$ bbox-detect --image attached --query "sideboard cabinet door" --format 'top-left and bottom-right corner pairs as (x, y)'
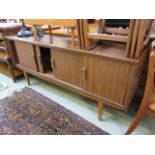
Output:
(52, 49), (82, 88)
(82, 56), (131, 105)
(15, 41), (38, 71)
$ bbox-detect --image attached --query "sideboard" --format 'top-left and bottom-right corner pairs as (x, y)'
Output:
(5, 34), (148, 120)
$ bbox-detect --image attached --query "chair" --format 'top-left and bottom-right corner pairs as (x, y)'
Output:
(125, 41), (155, 134)
(78, 19), (153, 59)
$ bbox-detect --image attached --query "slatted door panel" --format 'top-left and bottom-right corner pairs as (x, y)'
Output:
(15, 41), (38, 71)
(52, 49), (82, 88)
(83, 56), (131, 105)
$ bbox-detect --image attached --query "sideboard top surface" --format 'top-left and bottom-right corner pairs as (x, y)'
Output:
(5, 35), (142, 64)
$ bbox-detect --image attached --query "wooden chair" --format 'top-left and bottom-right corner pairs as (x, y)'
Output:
(78, 19), (153, 59)
(125, 41), (155, 134)
(79, 19), (134, 50)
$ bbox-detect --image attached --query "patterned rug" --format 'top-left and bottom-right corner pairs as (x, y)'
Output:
(0, 87), (109, 135)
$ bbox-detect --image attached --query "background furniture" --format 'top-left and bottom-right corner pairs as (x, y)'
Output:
(0, 23), (22, 82)
(125, 42), (155, 134)
(5, 19), (153, 120)
(24, 19), (77, 46)
(77, 19), (153, 57)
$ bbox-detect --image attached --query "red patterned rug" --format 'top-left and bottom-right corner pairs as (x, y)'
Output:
(0, 87), (109, 135)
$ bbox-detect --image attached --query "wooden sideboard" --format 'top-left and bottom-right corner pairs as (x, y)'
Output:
(5, 34), (147, 120)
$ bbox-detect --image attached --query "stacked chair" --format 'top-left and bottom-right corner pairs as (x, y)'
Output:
(77, 19), (153, 59)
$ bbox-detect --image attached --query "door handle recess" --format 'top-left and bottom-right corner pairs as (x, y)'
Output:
(82, 67), (87, 80)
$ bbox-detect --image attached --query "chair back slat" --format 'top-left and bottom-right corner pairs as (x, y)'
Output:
(135, 20), (149, 58)
(134, 20), (153, 58)
(125, 20), (135, 57)
(129, 20), (141, 58)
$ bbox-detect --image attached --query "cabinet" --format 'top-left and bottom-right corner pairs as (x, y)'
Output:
(6, 35), (147, 120)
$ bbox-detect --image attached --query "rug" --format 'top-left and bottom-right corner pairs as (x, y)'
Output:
(0, 87), (109, 135)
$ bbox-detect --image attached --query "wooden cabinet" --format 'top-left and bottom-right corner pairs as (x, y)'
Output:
(15, 41), (38, 72)
(82, 56), (131, 105)
(52, 49), (82, 88)
(6, 35), (147, 120)
(12, 41), (143, 109)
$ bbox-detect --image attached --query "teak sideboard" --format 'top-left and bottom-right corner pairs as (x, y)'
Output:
(5, 34), (147, 120)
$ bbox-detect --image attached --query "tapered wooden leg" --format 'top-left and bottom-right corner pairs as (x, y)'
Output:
(125, 111), (146, 135)
(98, 101), (104, 121)
(23, 72), (30, 86)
